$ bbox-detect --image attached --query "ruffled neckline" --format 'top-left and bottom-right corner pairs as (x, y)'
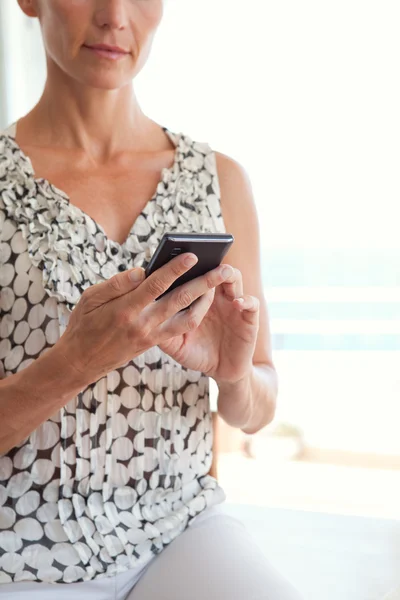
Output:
(0, 127), (214, 310)
(4, 125), (183, 248)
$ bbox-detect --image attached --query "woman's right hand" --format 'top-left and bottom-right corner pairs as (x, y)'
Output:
(58, 252), (232, 385)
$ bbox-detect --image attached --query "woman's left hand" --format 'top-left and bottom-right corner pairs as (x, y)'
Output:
(158, 265), (260, 385)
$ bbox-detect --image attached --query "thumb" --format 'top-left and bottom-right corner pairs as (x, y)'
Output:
(89, 267), (146, 304)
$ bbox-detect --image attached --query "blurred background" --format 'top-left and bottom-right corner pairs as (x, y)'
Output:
(1, 1), (400, 597)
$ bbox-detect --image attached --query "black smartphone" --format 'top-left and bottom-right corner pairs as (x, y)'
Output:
(144, 232), (234, 301)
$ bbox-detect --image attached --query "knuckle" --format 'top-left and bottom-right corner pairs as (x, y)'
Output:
(108, 275), (123, 293)
(186, 313), (199, 331)
(176, 288), (193, 308)
(146, 277), (167, 299)
(137, 315), (153, 340)
(126, 320), (151, 345)
(204, 273), (215, 289)
(170, 259), (185, 278)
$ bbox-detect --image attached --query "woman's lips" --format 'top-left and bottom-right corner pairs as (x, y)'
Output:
(83, 45), (129, 60)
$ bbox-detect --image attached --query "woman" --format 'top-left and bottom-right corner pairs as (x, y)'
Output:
(0, 1), (303, 598)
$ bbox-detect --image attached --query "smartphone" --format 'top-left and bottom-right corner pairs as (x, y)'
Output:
(144, 232), (234, 302)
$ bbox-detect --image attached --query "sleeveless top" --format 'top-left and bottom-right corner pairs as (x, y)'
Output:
(0, 122), (226, 585)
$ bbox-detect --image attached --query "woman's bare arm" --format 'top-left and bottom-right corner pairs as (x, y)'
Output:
(214, 151), (278, 432)
(0, 342), (91, 454)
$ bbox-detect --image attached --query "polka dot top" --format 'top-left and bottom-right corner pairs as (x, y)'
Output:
(0, 122), (226, 584)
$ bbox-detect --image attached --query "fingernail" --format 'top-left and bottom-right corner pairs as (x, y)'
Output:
(129, 268), (144, 282)
(222, 266), (232, 278)
(184, 254), (198, 267)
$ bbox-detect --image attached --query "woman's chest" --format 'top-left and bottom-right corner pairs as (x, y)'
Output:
(56, 173), (156, 246)
(30, 149), (176, 246)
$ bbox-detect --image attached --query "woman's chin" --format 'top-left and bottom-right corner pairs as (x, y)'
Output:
(76, 71), (134, 91)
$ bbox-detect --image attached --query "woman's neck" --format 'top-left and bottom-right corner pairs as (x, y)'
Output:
(16, 74), (160, 161)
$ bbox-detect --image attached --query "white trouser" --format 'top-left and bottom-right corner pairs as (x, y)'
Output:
(0, 505), (304, 600)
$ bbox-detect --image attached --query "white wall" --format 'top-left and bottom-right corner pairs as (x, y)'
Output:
(137, 0), (400, 253)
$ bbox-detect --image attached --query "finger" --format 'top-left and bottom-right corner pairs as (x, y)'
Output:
(87, 267), (146, 306)
(132, 253), (198, 312)
(233, 295), (260, 323)
(146, 263), (232, 329)
(219, 266), (243, 300)
(157, 288), (216, 340)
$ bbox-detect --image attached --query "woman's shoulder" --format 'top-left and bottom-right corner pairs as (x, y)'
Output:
(172, 129), (213, 155)
(174, 129), (251, 209)
(212, 150), (256, 229)
(175, 129), (248, 183)
(214, 151), (251, 189)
